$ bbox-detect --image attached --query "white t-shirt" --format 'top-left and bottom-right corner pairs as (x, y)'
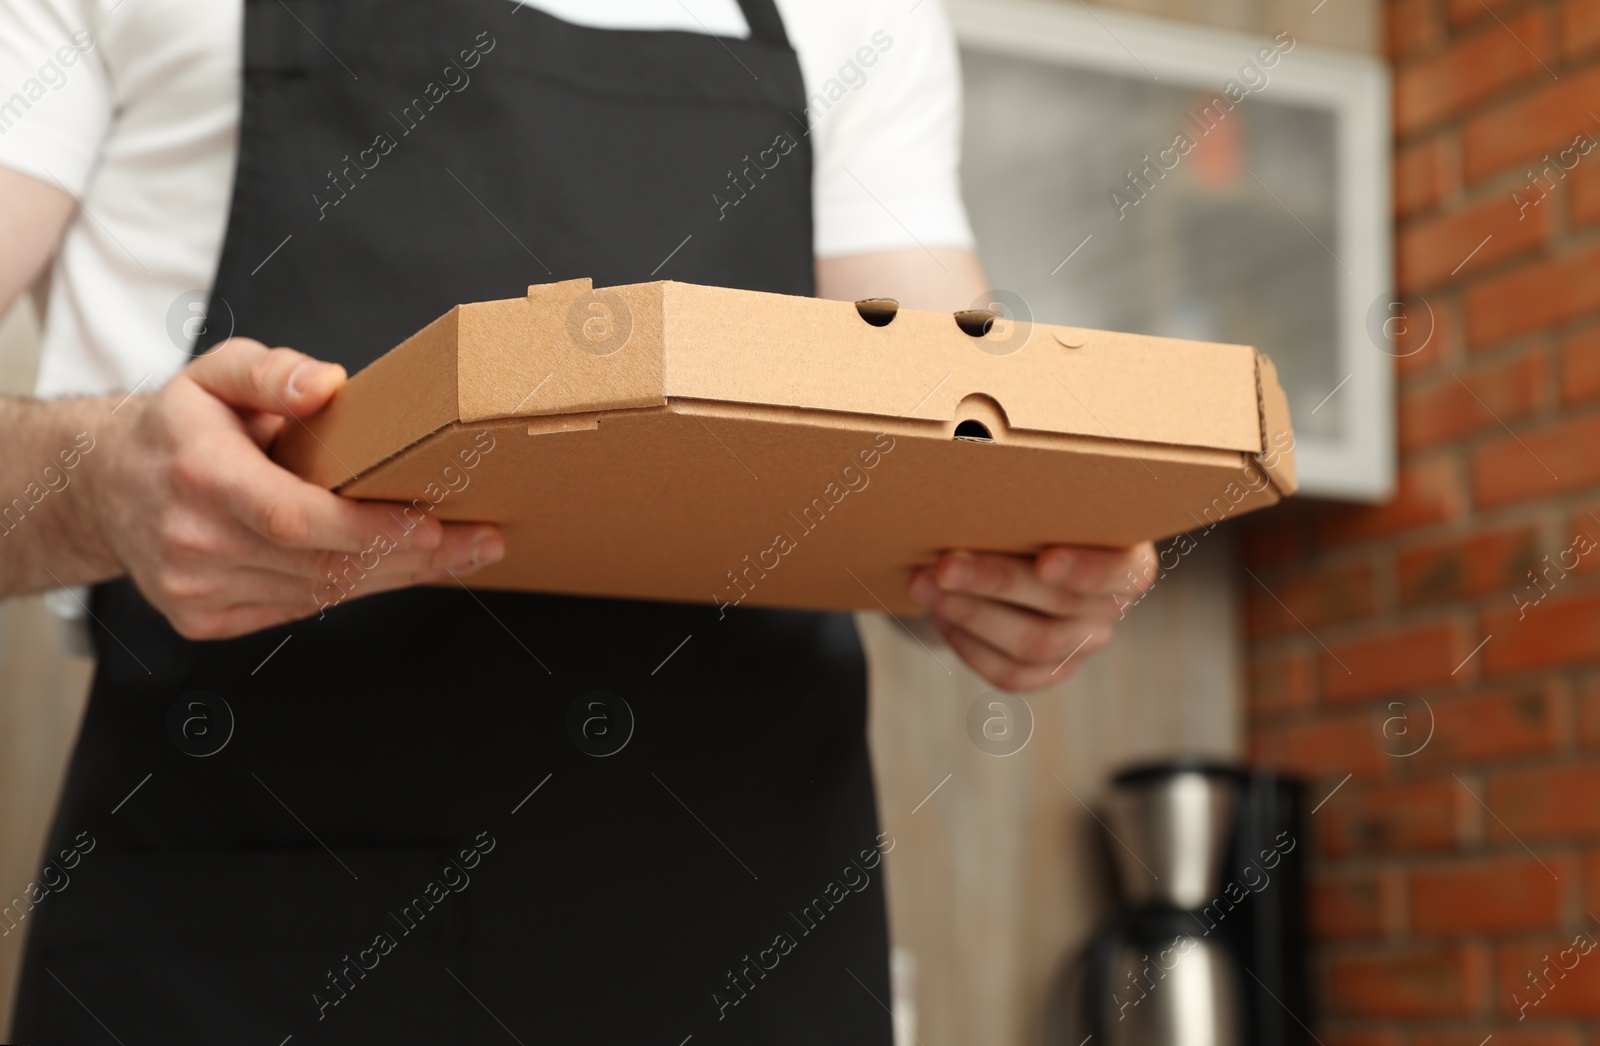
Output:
(0, 0), (975, 400)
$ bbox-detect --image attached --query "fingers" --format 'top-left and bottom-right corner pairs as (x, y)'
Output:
(292, 522), (503, 590)
(931, 591), (1111, 667)
(164, 525), (504, 640)
(239, 409), (287, 451)
(911, 550), (1094, 616)
(185, 338), (347, 418)
(1037, 542), (1158, 598)
(910, 542), (1156, 693)
(206, 436), (444, 554)
(122, 342), (508, 644)
(911, 544), (1157, 615)
(933, 617), (1095, 693)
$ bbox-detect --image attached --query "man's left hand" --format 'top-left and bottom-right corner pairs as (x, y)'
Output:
(908, 543), (1157, 693)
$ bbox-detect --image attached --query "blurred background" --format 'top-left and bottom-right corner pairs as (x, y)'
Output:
(6, 0), (1600, 1041)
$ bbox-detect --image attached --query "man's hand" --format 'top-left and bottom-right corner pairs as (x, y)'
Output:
(84, 338), (504, 640)
(821, 247), (1155, 688)
(908, 543), (1156, 693)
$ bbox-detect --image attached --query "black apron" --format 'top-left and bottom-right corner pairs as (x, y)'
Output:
(13, 3), (892, 1043)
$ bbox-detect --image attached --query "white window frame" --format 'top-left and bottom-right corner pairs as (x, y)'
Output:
(947, 0), (1395, 501)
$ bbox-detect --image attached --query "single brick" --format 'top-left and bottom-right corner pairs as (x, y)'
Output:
(1471, 415), (1600, 508)
(1486, 763), (1600, 841)
(1463, 68), (1600, 184)
(1571, 157), (1600, 228)
(1395, 136), (1458, 218)
(1248, 560), (1378, 640)
(1416, 1032), (1580, 1046)
(1465, 244), (1600, 347)
(1560, 327), (1600, 405)
(1482, 589), (1600, 674)
(1396, 10), (1554, 136)
(1562, 0), (1600, 60)
(1389, 0), (1444, 62)
(1252, 713), (1390, 777)
(1410, 855), (1569, 934)
(1496, 939), (1600, 1017)
(1398, 192), (1553, 294)
(1398, 352), (1546, 451)
(1328, 944), (1490, 1017)
(1311, 870), (1392, 940)
(1578, 672), (1600, 748)
(1397, 524), (1541, 608)
(1446, 0), (1521, 29)
(1413, 684), (1565, 766)
(1323, 621), (1470, 702)
(1319, 778), (1472, 857)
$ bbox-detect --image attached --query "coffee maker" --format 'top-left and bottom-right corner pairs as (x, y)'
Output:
(1077, 761), (1308, 1046)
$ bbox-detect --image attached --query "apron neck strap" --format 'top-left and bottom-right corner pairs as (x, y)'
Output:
(733, 0), (790, 47)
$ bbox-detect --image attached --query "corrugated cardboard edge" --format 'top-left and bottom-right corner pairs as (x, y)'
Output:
(1252, 351), (1299, 497)
(271, 309), (462, 490)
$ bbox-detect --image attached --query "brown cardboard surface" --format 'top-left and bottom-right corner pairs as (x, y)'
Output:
(273, 278), (1296, 615)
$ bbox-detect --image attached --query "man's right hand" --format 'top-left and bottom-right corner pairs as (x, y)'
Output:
(84, 338), (505, 640)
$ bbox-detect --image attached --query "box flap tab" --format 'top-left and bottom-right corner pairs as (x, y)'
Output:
(457, 280), (666, 422)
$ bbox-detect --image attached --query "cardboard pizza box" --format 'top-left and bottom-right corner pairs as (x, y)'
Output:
(273, 277), (1296, 615)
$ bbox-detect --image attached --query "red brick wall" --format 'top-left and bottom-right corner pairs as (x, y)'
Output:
(1242, 0), (1600, 1038)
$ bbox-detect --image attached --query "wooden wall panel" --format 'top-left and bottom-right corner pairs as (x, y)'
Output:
(862, 530), (1243, 1046)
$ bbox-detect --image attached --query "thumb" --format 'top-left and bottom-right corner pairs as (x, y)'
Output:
(185, 337), (347, 418)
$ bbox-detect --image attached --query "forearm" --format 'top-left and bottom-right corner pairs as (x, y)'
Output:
(0, 393), (126, 598)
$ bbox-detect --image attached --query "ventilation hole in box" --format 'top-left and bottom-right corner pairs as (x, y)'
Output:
(954, 309), (995, 337)
(855, 298), (900, 327)
(954, 419), (993, 442)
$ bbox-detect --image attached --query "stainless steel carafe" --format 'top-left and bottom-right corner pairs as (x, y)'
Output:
(1103, 766), (1239, 909)
(1083, 764), (1246, 1046)
(1089, 914), (1242, 1046)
